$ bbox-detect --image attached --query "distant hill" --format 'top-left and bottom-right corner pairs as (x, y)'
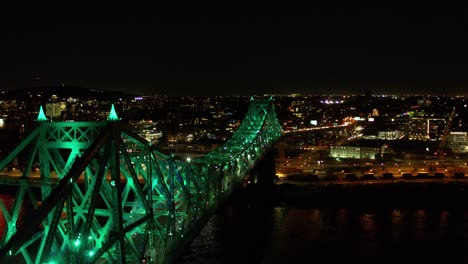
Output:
(0, 86), (134, 101)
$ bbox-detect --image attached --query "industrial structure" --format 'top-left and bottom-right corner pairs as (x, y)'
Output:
(0, 98), (283, 264)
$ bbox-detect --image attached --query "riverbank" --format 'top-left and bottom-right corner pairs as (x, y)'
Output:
(273, 181), (468, 208)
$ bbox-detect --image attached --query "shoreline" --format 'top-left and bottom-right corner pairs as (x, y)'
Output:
(271, 181), (468, 208)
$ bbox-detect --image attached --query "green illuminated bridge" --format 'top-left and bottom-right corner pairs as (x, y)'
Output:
(0, 98), (283, 263)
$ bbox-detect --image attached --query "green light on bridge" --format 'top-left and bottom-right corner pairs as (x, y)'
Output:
(107, 104), (120, 121)
(0, 97), (283, 264)
(36, 105), (48, 122)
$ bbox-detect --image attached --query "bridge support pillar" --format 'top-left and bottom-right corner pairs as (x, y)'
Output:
(249, 149), (276, 191)
(276, 142), (285, 167)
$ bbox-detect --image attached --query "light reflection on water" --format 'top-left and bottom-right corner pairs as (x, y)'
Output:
(3, 192), (468, 264)
(178, 203), (468, 264)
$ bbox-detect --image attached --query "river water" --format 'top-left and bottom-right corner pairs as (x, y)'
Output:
(3, 186), (468, 264)
(177, 188), (468, 264)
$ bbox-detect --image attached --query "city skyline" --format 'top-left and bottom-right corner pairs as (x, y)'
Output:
(1, 4), (468, 96)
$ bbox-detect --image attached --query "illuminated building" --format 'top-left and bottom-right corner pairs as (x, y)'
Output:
(129, 120), (163, 144)
(330, 146), (381, 160)
(447, 131), (468, 153)
(45, 102), (66, 118)
(408, 117), (445, 141)
(377, 130), (404, 140)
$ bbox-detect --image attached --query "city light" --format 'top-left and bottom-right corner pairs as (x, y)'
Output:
(0, 91), (466, 263)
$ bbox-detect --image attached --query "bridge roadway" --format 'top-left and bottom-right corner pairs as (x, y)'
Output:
(0, 170), (150, 187)
(0, 124), (351, 187)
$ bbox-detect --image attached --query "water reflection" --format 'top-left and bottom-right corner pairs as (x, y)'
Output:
(178, 204), (468, 264)
(391, 209), (403, 240)
(413, 209), (426, 240)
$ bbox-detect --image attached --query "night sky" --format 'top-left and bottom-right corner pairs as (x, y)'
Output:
(1, 4), (468, 96)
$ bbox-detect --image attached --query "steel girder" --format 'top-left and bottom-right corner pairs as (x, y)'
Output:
(0, 98), (283, 264)
(194, 97), (283, 198)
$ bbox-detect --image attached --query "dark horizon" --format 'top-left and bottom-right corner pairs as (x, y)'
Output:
(3, 85), (466, 98)
(1, 4), (468, 96)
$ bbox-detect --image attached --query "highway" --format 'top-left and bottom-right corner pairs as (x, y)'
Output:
(277, 176), (468, 186)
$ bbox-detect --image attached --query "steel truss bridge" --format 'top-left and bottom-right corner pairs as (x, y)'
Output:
(0, 98), (283, 264)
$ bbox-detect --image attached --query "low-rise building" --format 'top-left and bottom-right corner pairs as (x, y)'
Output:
(448, 131), (468, 153)
(330, 146), (381, 160)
